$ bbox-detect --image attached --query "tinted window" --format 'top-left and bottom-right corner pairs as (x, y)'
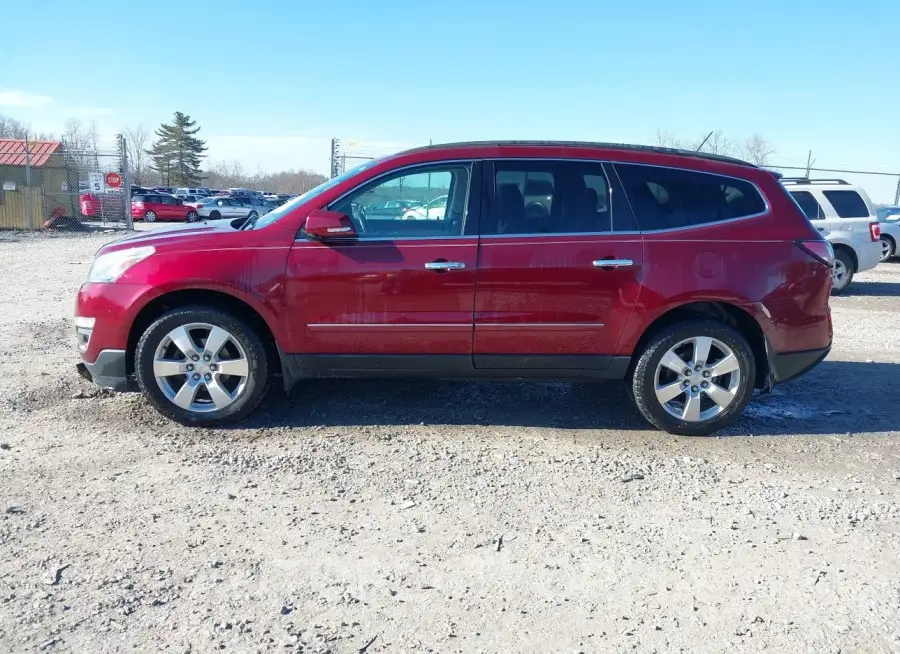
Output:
(332, 164), (471, 238)
(823, 190), (869, 218)
(485, 161), (611, 235)
(160, 196), (177, 205)
(877, 206), (900, 221)
(132, 195), (147, 202)
(615, 164), (766, 231)
(790, 191), (827, 220)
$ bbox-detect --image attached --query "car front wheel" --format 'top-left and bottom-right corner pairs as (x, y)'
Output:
(134, 307), (270, 426)
(629, 320), (756, 436)
(186, 211), (199, 223)
(880, 235), (895, 262)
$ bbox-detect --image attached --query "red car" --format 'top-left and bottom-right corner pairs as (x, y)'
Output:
(75, 141), (833, 435)
(131, 193), (199, 223)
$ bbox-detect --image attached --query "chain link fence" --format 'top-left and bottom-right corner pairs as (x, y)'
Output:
(0, 136), (132, 231)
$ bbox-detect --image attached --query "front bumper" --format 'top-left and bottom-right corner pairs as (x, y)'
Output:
(769, 345), (830, 384)
(76, 349), (132, 392)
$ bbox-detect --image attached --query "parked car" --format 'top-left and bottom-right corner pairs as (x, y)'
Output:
(401, 195), (449, 220)
(131, 193), (200, 223)
(781, 178), (881, 292)
(151, 187), (176, 195)
(75, 141), (833, 436)
(875, 206), (900, 261)
(175, 187), (211, 198)
(363, 199), (417, 219)
(195, 196), (266, 222)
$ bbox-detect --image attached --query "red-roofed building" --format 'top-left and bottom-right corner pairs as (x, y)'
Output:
(0, 139), (77, 229)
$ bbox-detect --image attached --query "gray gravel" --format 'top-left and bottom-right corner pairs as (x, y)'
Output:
(1, 230), (899, 653)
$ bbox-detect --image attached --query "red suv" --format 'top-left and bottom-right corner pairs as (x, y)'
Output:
(75, 142), (833, 435)
(131, 193), (200, 223)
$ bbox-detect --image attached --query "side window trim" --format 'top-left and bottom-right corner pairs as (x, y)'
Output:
(324, 160), (480, 241)
(612, 161), (770, 233)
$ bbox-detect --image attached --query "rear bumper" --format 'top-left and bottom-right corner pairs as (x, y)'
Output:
(769, 345), (830, 384)
(76, 349), (132, 392)
(856, 239), (882, 273)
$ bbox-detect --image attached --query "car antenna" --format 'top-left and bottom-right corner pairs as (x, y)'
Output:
(696, 130), (714, 152)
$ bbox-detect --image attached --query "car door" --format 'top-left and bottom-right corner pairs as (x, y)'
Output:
(146, 194), (165, 218)
(473, 159), (643, 370)
(284, 161), (480, 370)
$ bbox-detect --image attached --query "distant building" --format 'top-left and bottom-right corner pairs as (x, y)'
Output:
(0, 139), (78, 229)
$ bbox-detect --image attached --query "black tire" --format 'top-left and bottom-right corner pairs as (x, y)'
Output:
(144, 210), (157, 223)
(134, 307), (270, 426)
(186, 211), (199, 223)
(880, 235), (895, 262)
(629, 319), (756, 436)
(209, 210), (221, 220)
(831, 248), (855, 295)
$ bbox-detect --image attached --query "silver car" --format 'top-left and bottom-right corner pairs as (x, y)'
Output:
(196, 196), (270, 221)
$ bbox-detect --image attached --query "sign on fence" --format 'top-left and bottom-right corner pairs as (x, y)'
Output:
(88, 172), (104, 193)
(105, 172), (121, 189)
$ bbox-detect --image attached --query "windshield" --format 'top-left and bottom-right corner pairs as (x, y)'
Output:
(248, 159), (380, 230)
(877, 206), (900, 221)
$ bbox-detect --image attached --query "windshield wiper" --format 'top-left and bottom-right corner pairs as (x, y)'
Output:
(240, 214), (259, 231)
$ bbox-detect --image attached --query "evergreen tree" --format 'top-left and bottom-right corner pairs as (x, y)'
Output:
(146, 112), (207, 185)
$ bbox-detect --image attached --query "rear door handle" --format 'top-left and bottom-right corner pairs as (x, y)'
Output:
(593, 259), (634, 268)
(425, 261), (466, 271)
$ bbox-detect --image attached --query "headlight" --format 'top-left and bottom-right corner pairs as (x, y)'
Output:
(87, 246), (155, 283)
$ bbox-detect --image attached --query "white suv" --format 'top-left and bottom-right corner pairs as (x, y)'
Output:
(782, 178), (882, 294)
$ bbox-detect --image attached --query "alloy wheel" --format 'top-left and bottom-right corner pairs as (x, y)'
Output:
(153, 323), (250, 413)
(832, 259), (848, 290)
(653, 336), (742, 423)
(880, 237), (893, 262)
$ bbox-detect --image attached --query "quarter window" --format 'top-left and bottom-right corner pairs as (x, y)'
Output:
(615, 164), (766, 231)
(331, 164), (471, 238)
(823, 190), (869, 218)
(485, 161), (612, 235)
(789, 191), (827, 220)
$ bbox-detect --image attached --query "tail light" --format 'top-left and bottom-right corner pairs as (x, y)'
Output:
(869, 222), (880, 242)
(133, 201), (144, 209)
(796, 240), (835, 268)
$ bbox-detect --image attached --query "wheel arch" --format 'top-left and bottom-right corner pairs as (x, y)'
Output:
(127, 289), (283, 383)
(831, 242), (858, 270)
(628, 301), (768, 389)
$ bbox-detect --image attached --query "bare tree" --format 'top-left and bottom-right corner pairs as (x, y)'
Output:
(204, 160), (326, 194)
(123, 124), (150, 185)
(650, 129), (684, 149)
(740, 134), (775, 166)
(0, 114), (53, 140)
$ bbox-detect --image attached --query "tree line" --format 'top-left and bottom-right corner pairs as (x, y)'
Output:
(650, 129), (776, 166)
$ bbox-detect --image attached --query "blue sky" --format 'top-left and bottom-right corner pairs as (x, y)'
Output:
(2, 0), (899, 200)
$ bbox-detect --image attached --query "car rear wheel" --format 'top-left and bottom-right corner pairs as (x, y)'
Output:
(209, 210), (221, 220)
(831, 248), (855, 294)
(186, 211), (199, 223)
(880, 235), (895, 262)
(135, 307), (270, 426)
(629, 319), (755, 436)
(144, 210), (157, 223)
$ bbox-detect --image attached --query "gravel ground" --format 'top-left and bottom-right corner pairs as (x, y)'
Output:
(1, 230), (899, 654)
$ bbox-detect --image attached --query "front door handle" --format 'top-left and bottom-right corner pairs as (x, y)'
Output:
(425, 261), (466, 271)
(593, 259), (634, 269)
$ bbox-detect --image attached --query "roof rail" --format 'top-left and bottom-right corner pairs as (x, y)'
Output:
(780, 177), (849, 185)
(396, 141), (756, 168)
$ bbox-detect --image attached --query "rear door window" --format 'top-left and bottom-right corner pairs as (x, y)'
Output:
(615, 164), (766, 231)
(486, 161), (612, 235)
(822, 190), (869, 218)
(789, 191), (827, 220)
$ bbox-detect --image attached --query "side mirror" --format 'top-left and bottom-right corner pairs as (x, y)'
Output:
(303, 209), (358, 241)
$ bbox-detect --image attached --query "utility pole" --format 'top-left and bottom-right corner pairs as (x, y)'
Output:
(330, 138), (341, 178)
(805, 151), (814, 178)
(894, 174), (900, 205)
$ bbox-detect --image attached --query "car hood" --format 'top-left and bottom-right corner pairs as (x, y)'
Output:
(100, 221), (237, 253)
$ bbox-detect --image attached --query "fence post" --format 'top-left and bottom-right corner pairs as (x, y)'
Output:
(24, 133), (33, 230)
(120, 135), (134, 230)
